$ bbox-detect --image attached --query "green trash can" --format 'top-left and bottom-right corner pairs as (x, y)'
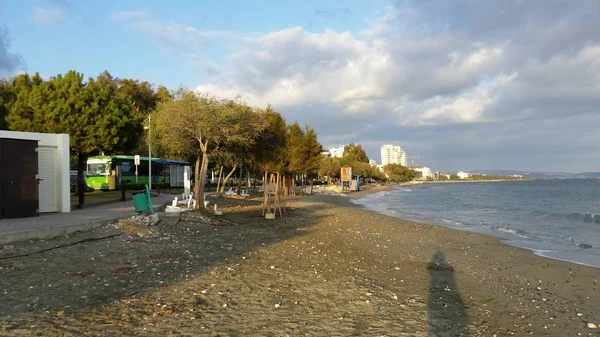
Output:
(132, 185), (154, 213)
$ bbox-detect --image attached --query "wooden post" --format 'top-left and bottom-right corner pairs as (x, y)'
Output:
(262, 171), (268, 216)
(216, 166), (223, 196)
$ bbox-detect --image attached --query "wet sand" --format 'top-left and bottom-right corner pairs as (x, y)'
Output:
(0, 186), (598, 336)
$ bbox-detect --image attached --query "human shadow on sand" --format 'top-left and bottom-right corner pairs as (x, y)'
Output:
(428, 251), (470, 336)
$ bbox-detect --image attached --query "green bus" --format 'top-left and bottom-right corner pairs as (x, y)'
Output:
(86, 155), (190, 191)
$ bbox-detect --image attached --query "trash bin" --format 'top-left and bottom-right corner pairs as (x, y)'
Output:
(132, 191), (148, 212)
(132, 185), (154, 213)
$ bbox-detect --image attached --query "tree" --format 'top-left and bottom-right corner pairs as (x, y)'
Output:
(6, 70), (143, 207)
(155, 85), (172, 103)
(383, 163), (416, 182)
(319, 156), (341, 184)
(249, 105), (288, 173)
(0, 80), (11, 130)
(213, 103), (265, 194)
(341, 143), (369, 165)
(303, 125), (322, 178)
(286, 122), (306, 176)
(153, 89), (263, 206)
(115, 78), (157, 116)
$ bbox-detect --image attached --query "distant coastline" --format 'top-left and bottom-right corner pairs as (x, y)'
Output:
(401, 178), (532, 186)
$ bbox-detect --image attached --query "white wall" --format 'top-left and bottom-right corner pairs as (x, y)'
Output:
(0, 131), (71, 213)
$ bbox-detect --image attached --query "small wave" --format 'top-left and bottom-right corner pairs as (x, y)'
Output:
(529, 210), (600, 223)
(567, 212), (600, 223)
(484, 225), (530, 239)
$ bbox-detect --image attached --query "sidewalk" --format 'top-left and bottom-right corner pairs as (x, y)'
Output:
(0, 194), (174, 245)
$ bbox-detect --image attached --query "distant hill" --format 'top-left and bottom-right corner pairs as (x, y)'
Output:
(471, 170), (600, 180)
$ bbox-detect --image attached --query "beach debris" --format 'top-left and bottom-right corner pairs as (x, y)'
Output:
(214, 204), (223, 216)
(587, 322), (598, 329)
(118, 219), (153, 237)
(129, 214), (160, 226)
(274, 303), (280, 308)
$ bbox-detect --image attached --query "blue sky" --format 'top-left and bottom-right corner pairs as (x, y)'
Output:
(0, 0), (384, 87)
(1, 0), (600, 172)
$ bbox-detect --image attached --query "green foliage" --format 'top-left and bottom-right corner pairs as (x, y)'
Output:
(115, 78), (158, 115)
(285, 122), (322, 177)
(303, 125), (322, 177)
(286, 122), (306, 175)
(250, 105), (288, 172)
(320, 142), (383, 182)
(383, 163), (416, 182)
(152, 88), (264, 204)
(342, 143), (369, 164)
(155, 85), (172, 103)
(0, 80), (10, 130)
(6, 71), (142, 155)
(319, 156), (342, 181)
(4, 70), (143, 206)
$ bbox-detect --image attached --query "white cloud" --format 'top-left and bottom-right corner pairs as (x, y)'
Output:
(114, 1), (600, 171)
(32, 5), (66, 25)
(110, 10), (248, 53)
(0, 28), (24, 77)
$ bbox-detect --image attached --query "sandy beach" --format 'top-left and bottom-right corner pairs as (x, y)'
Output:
(0, 186), (598, 336)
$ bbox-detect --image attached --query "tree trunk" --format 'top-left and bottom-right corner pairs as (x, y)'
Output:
(76, 152), (87, 209)
(220, 164), (238, 193)
(237, 166), (242, 193)
(197, 152), (209, 208)
(246, 168), (250, 188)
(310, 179), (314, 195)
(194, 157), (201, 207)
(215, 166), (223, 196)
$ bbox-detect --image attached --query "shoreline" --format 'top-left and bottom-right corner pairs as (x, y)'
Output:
(0, 187), (598, 335)
(353, 183), (600, 269)
(403, 179), (532, 185)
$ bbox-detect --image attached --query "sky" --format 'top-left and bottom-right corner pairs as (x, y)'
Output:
(1, 0), (599, 173)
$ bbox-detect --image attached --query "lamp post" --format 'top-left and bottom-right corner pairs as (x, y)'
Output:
(144, 116), (152, 191)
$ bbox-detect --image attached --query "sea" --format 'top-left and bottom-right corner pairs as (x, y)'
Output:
(352, 179), (600, 268)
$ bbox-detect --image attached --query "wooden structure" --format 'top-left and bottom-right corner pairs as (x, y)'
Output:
(0, 138), (39, 219)
(340, 166), (352, 192)
(262, 172), (284, 219)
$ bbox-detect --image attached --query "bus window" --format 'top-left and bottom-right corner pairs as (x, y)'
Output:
(88, 163), (108, 175)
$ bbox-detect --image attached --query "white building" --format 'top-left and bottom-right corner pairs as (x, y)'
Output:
(369, 159), (377, 167)
(380, 144), (407, 166)
(0, 131), (71, 216)
(457, 171), (471, 179)
(328, 145), (345, 158)
(414, 167), (434, 180)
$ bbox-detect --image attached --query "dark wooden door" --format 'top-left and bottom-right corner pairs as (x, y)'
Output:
(0, 138), (39, 219)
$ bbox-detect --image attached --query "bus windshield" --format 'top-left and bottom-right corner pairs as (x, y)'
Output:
(87, 163), (108, 176)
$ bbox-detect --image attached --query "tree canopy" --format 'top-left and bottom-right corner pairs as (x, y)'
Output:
(152, 88), (264, 204)
(4, 70), (143, 207)
(249, 105), (288, 173)
(342, 143), (369, 164)
(383, 163), (416, 182)
(2, 69), (327, 206)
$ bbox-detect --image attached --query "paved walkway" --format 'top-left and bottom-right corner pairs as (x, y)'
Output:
(0, 194), (175, 244)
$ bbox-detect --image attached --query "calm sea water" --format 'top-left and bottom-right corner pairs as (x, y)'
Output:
(352, 180), (600, 267)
